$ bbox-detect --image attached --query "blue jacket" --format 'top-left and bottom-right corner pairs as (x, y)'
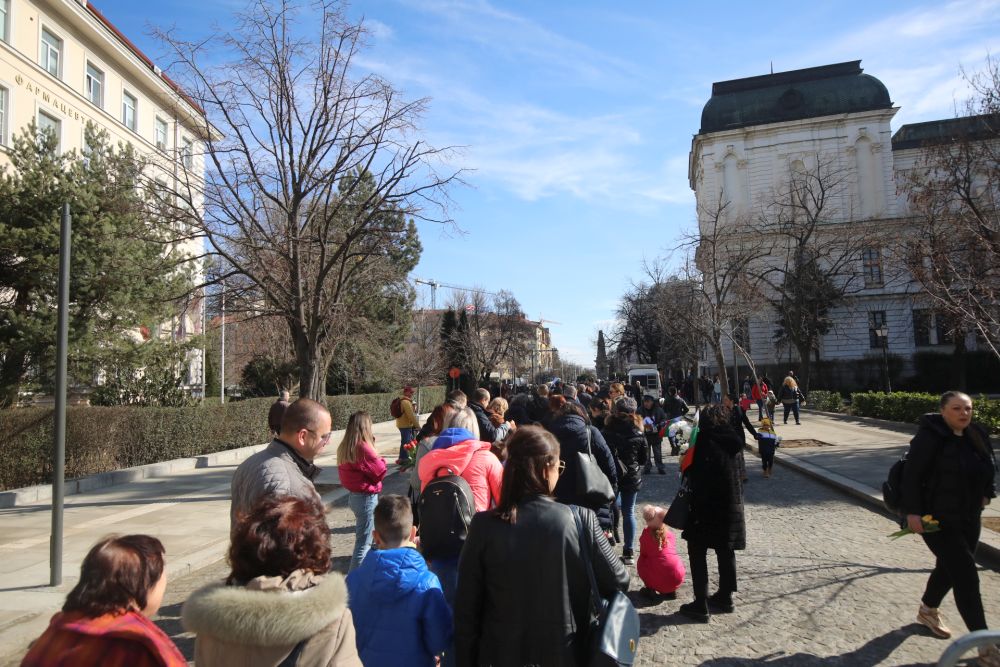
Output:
(346, 547), (453, 667)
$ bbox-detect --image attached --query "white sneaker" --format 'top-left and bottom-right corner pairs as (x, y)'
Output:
(916, 603), (952, 639)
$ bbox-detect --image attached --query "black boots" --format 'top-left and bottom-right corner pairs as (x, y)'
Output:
(679, 599), (710, 623)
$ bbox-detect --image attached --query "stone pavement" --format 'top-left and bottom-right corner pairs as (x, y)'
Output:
(0, 415), (415, 664)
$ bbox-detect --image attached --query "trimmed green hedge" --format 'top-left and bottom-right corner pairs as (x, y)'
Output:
(0, 386), (445, 491)
(850, 391), (1000, 433)
(805, 390), (844, 413)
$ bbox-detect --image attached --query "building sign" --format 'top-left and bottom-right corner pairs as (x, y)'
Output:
(14, 73), (90, 125)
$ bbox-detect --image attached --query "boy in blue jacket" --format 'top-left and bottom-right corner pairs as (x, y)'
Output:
(346, 494), (453, 667)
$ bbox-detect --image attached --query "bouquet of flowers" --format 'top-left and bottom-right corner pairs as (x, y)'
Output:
(888, 515), (941, 539)
(400, 440), (418, 470)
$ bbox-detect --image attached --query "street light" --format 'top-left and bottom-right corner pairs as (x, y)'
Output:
(875, 325), (891, 393)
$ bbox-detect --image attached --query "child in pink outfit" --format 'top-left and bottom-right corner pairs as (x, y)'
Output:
(636, 505), (685, 600)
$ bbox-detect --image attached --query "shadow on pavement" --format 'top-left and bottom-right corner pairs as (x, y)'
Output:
(694, 624), (945, 666)
(155, 601), (196, 661)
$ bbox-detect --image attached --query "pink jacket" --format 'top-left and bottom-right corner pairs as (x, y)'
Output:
(636, 526), (685, 594)
(417, 440), (502, 512)
(338, 442), (387, 494)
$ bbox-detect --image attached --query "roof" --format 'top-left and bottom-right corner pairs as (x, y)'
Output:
(891, 113), (1000, 150)
(699, 61), (892, 134)
(85, 1), (206, 118)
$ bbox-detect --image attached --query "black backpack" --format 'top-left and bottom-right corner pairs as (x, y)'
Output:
(882, 455), (907, 516)
(418, 466), (476, 560)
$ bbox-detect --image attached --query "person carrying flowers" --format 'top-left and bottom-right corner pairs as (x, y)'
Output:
(900, 391), (998, 666)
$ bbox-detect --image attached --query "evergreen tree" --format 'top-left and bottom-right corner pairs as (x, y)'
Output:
(0, 124), (195, 406)
(596, 330), (609, 379)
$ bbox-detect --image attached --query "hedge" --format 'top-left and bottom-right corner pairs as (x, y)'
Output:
(849, 392), (1000, 434)
(0, 386), (445, 491)
(805, 390), (844, 413)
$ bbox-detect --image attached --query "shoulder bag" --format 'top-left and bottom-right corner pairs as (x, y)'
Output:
(575, 426), (616, 508)
(664, 475), (691, 530)
(572, 507), (640, 666)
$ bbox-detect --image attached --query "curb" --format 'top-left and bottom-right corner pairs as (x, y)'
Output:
(743, 441), (1000, 570)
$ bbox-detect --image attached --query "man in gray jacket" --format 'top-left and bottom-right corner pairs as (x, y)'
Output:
(230, 398), (332, 526)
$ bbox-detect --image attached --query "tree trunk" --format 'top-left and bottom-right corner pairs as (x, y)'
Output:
(292, 325), (327, 402)
(711, 331), (729, 401)
(0, 350), (28, 408)
(795, 340), (813, 396)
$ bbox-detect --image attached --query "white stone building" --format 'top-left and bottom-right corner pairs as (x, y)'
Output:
(688, 60), (993, 389)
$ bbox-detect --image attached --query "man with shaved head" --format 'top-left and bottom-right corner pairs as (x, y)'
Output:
(230, 398), (332, 526)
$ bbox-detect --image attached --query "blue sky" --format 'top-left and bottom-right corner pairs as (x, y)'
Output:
(97, 0), (1000, 365)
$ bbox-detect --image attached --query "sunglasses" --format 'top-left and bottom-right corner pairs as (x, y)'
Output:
(556, 460), (566, 473)
(306, 428), (333, 443)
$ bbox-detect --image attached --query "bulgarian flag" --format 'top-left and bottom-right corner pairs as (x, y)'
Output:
(680, 409), (700, 473)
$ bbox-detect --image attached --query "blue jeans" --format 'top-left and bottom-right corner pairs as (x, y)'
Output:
(398, 427), (417, 461)
(348, 491), (377, 572)
(756, 399), (765, 420)
(712, 392), (721, 404)
(618, 489), (638, 553)
(429, 557), (459, 667)
(782, 401), (800, 424)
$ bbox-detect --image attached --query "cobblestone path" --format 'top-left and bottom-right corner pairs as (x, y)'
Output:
(154, 458), (1000, 666)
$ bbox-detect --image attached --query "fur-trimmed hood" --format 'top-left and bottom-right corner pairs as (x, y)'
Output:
(182, 571), (348, 647)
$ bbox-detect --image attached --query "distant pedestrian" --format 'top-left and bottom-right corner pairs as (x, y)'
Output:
(757, 417), (780, 478)
(902, 391), (998, 666)
(230, 398), (329, 527)
(640, 394), (668, 475)
(393, 386), (421, 465)
(267, 389), (291, 435)
(22, 535), (186, 667)
(608, 382), (626, 403)
(778, 377), (803, 425)
(723, 394), (757, 484)
(679, 404), (746, 623)
(602, 397), (647, 564)
(183, 496), (362, 667)
(751, 379), (768, 421)
(338, 411), (388, 572)
(637, 505), (685, 600)
(712, 376), (722, 404)
(347, 495), (452, 667)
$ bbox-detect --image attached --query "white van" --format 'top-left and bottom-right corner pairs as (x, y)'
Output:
(627, 364), (662, 399)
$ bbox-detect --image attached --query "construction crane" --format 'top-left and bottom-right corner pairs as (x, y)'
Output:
(536, 315), (563, 326)
(414, 278), (497, 310)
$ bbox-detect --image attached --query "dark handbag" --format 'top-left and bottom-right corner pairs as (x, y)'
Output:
(664, 475), (691, 530)
(572, 507), (640, 666)
(575, 427), (616, 508)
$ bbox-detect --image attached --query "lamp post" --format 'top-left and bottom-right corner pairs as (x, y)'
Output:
(876, 325), (891, 393)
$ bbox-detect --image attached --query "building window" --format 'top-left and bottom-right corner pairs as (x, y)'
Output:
(912, 309), (932, 347)
(40, 28), (62, 78)
(181, 137), (193, 169)
(0, 86), (7, 147)
(1, 0), (9, 44)
(155, 117), (168, 151)
(862, 247), (883, 287)
(869, 310), (887, 349)
(37, 110), (61, 152)
(85, 62), (104, 108)
(122, 91), (137, 132)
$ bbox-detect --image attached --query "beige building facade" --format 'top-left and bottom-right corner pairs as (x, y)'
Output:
(0, 0), (216, 391)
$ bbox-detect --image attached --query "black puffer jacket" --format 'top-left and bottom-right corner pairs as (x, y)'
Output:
(454, 497), (629, 667)
(640, 404), (667, 443)
(469, 402), (499, 443)
(549, 414), (617, 533)
(682, 419), (746, 550)
(601, 416), (647, 493)
(901, 413), (997, 524)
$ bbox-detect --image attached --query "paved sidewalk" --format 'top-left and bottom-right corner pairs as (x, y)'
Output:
(749, 409), (1000, 564)
(0, 416), (415, 662)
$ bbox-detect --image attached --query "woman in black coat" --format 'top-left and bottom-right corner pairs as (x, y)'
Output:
(901, 391), (998, 662)
(679, 404), (746, 622)
(454, 427), (629, 666)
(548, 400), (618, 535)
(601, 397), (648, 564)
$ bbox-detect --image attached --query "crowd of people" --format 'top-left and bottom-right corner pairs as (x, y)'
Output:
(18, 377), (999, 666)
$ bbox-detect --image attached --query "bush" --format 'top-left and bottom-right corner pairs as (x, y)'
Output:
(805, 390), (843, 412)
(849, 391), (1000, 433)
(0, 386), (445, 490)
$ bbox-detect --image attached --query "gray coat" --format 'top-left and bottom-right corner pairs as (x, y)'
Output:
(230, 440), (322, 526)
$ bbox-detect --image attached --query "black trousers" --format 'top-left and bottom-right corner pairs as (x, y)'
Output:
(645, 435), (663, 469)
(921, 518), (986, 631)
(687, 540), (737, 600)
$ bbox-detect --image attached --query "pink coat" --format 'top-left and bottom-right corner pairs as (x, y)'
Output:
(338, 441), (387, 494)
(636, 526), (685, 594)
(417, 440), (502, 512)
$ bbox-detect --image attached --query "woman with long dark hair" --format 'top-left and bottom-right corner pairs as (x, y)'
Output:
(602, 397), (648, 564)
(679, 404), (746, 622)
(454, 426), (628, 666)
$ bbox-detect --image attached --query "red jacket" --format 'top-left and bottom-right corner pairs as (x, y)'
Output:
(636, 527), (685, 594)
(22, 610), (187, 667)
(751, 383), (768, 401)
(418, 439), (502, 512)
(338, 441), (387, 494)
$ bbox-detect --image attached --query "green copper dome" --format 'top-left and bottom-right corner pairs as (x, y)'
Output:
(699, 61), (892, 134)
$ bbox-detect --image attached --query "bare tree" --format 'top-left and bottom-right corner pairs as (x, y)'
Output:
(393, 310), (447, 390)
(754, 156), (882, 393)
(900, 57), (1000, 364)
(154, 0), (460, 399)
(447, 290), (533, 383)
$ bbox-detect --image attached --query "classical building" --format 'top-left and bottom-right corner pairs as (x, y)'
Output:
(0, 0), (217, 393)
(688, 60), (994, 389)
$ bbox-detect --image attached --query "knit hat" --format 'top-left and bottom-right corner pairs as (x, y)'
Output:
(615, 397), (638, 414)
(642, 504), (667, 528)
